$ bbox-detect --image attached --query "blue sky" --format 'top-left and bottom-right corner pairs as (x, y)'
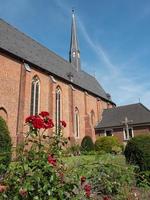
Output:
(1, 0), (150, 108)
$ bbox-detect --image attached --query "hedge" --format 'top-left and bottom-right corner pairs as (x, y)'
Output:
(81, 136), (94, 152)
(0, 116), (11, 175)
(124, 134), (150, 171)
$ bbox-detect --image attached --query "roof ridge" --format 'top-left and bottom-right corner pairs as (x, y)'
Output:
(104, 103), (142, 112)
(0, 18), (71, 66)
(96, 103), (150, 129)
(0, 18), (115, 104)
(116, 103), (141, 109)
(81, 70), (95, 78)
(139, 103), (150, 112)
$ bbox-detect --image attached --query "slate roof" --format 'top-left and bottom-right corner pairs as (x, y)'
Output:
(0, 19), (114, 104)
(96, 103), (150, 129)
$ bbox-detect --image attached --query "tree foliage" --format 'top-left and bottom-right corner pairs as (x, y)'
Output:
(95, 136), (121, 154)
(0, 117), (11, 175)
(124, 134), (150, 171)
(81, 136), (94, 152)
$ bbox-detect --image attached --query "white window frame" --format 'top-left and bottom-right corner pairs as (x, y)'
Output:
(74, 108), (80, 138)
(56, 87), (62, 133)
(30, 76), (40, 115)
(91, 110), (95, 126)
(123, 127), (134, 140)
(24, 63), (31, 72)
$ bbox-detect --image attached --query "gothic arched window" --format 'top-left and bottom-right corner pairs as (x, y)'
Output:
(91, 110), (95, 126)
(56, 86), (62, 133)
(30, 76), (40, 115)
(74, 107), (80, 138)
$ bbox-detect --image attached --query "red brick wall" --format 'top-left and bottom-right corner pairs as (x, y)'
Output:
(85, 93), (99, 141)
(23, 68), (50, 134)
(0, 52), (113, 146)
(52, 79), (71, 138)
(73, 87), (86, 143)
(133, 126), (150, 136)
(0, 53), (21, 147)
(96, 125), (150, 143)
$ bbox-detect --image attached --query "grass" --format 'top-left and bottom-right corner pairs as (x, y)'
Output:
(63, 154), (128, 178)
(63, 154), (150, 199)
(65, 154), (126, 165)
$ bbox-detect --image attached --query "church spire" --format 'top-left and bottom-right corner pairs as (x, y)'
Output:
(69, 9), (81, 71)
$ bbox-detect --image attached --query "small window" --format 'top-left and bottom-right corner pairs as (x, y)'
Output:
(56, 87), (62, 133)
(74, 107), (80, 138)
(24, 63), (31, 72)
(73, 51), (76, 57)
(30, 76), (40, 115)
(123, 127), (134, 140)
(105, 129), (113, 136)
(91, 110), (95, 126)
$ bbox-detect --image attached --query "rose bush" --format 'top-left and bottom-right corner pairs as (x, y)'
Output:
(0, 112), (90, 200)
(1, 111), (140, 199)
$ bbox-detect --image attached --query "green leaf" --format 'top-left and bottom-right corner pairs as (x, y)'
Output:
(47, 190), (51, 196)
(24, 164), (29, 171)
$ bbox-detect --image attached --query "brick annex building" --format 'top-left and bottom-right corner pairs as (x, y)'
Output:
(95, 103), (150, 144)
(0, 12), (115, 148)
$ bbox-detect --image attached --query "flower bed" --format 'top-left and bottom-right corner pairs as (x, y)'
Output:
(0, 112), (90, 199)
(0, 111), (150, 199)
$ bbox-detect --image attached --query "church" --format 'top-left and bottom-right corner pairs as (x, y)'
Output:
(0, 12), (115, 148)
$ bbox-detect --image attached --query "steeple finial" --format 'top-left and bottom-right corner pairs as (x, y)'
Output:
(69, 9), (81, 71)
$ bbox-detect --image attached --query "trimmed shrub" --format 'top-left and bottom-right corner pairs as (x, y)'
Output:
(95, 136), (121, 154)
(124, 134), (150, 171)
(81, 136), (94, 152)
(0, 117), (11, 175)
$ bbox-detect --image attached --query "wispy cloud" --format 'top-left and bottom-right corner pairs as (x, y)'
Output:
(79, 23), (150, 107)
(138, 3), (150, 20)
(54, 0), (70, 14)
(54, 0), (118, 75)
(53, 0), (150, 108)
(78, 20), (118, 76)
(2, 0), (150, 107)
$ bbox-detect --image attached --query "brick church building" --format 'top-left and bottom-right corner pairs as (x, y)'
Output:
(0, 12), (115, 148)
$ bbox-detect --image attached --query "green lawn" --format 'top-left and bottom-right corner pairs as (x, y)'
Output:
(63, 154), (128, 178)
(63, 154), (150, 199)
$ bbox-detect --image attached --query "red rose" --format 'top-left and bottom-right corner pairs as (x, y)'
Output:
(43, 118), (54, 129)
(0, 185), (7, 193)
(103, 196), (111, 200)
(81, 176), (86, 185)
(84, 184), (91, 198)
(48, 154), (57, 167)
(39, 111), (49, 118)
(60, 120), (67, 128)
(84, 184), (91, 191)
(19, 188), (28, 197)
(25, 115), (35, 123)
(32, 116), (44, 129)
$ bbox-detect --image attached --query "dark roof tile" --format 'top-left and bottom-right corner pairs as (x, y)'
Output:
(96, 103), (150, 129)
(0, 18), (114, 103)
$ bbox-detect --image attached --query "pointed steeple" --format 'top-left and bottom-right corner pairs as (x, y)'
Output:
(69, 9), (81, 71)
